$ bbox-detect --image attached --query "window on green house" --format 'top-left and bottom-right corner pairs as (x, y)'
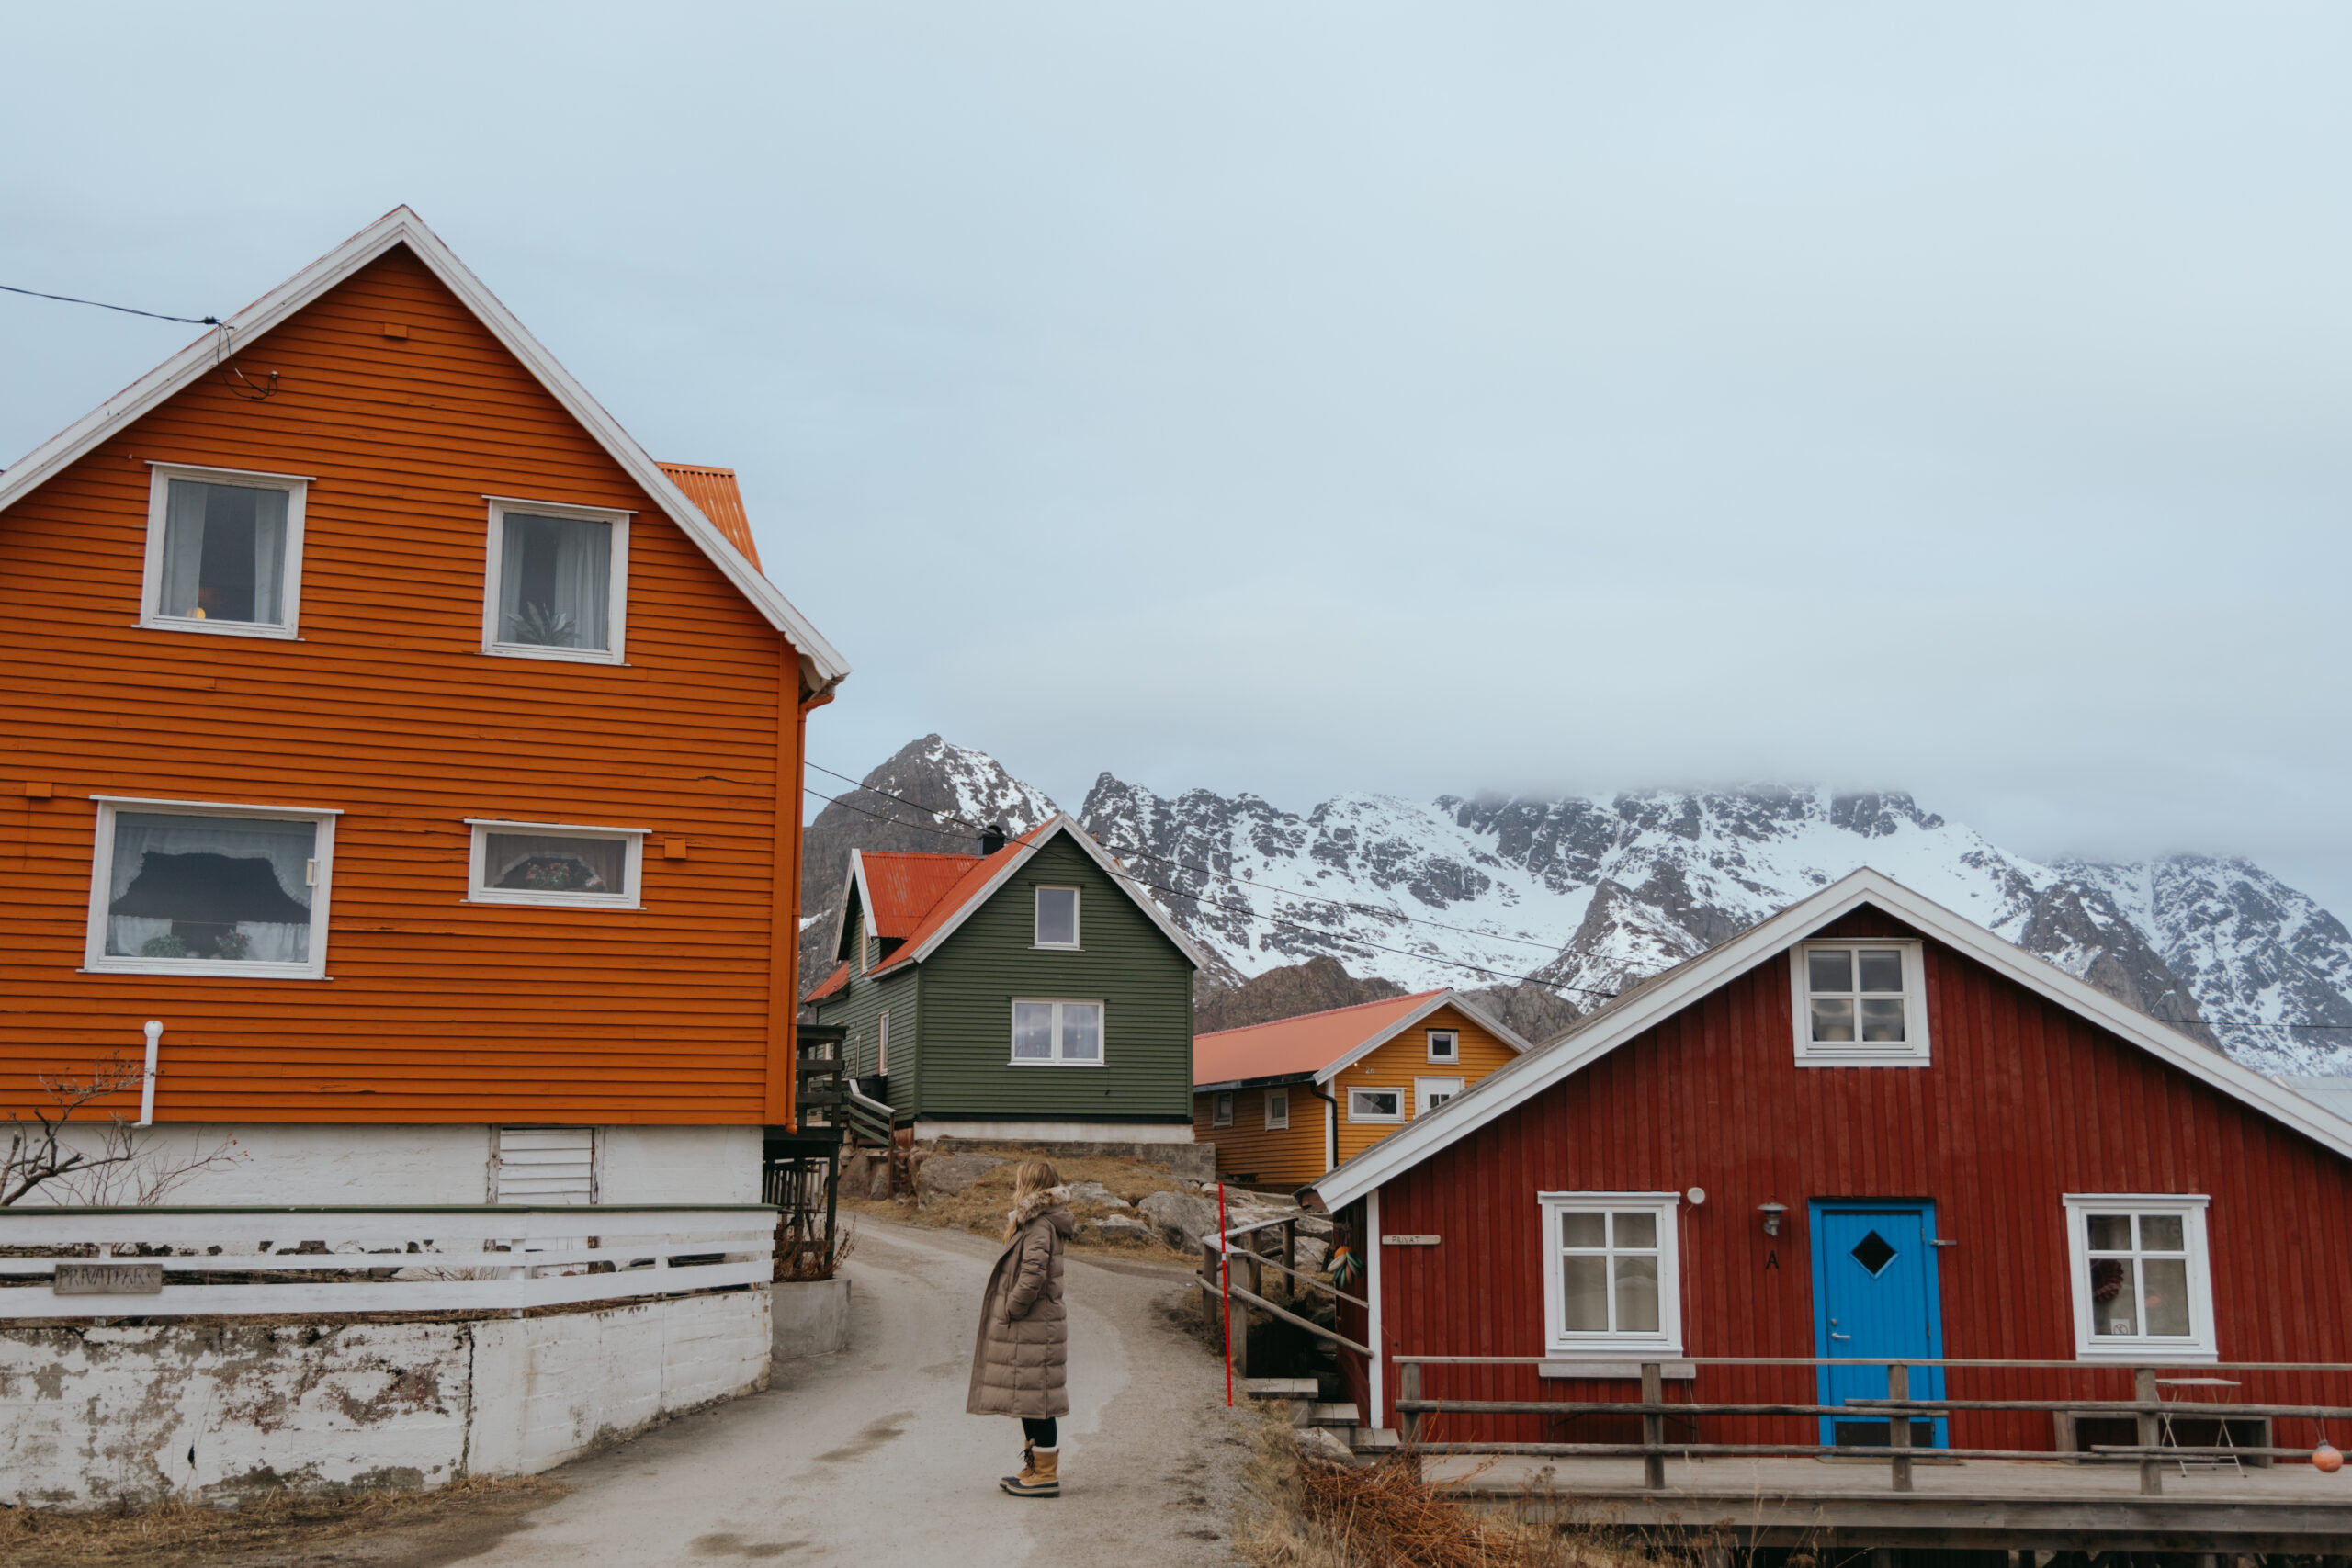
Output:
(1012, 998), (1103, 1064)
(1035, 886), (1080, 948)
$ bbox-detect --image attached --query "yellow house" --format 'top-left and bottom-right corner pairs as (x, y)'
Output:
(1192, 989), (1532, 1187)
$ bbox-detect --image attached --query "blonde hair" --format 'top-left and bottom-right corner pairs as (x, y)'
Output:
(1002, 1157), (1063, 1240)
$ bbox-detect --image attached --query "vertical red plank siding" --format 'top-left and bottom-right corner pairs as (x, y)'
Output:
(1373, 908), (2352, 1450)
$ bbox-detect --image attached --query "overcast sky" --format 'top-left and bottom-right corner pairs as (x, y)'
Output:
(7, 6), (2351, 912)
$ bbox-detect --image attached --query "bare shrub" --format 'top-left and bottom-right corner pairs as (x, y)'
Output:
(3, 1056), (246, 1208)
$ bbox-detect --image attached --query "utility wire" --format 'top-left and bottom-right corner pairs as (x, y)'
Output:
(805, 758), (1576, 960)
(803, 784), (1613, 999)
(0, 283), (218, 326)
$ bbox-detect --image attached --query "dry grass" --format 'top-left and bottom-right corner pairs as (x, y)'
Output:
(0, 1474), (565, 1568)
(1235, 1416), (1707, 1568)
(839, 1150), (1205, 1267)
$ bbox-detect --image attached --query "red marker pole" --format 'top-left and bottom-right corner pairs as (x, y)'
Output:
(1219, 1179), (1232, 1406)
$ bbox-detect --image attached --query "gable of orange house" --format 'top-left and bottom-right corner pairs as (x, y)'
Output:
(1193, 998), (1525, 1186)
(0, 240), (823, 1127)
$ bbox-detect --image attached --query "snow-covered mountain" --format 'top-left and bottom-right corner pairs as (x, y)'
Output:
(805, 737), (2352, 1075)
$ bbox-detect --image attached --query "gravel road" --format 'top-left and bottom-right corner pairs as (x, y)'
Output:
(447, 1216), (1251, 1567)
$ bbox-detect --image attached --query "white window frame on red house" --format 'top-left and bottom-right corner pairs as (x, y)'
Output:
(1537, 1191), (1685, 1360)
(1790, 939), (1931, 1067)
(84, 795), (341, 980)
(1211, 1091), (1233, 1127)
(2062, 1193), (2218, 1361)
(140, 463), (311, 640)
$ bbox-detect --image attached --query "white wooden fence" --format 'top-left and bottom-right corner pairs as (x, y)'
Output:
(0, 1205), (775, 1317)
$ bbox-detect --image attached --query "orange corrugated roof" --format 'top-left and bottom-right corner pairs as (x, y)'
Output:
(658, 461), (761, 570)
(859, 850), (987, 942)
(804, 960), (850, 1002)
(1193, 989), (1449, 1088)
(868, 823), (1055, 976)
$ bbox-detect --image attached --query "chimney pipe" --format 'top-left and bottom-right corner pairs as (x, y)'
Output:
(979, 822), (1007, 856)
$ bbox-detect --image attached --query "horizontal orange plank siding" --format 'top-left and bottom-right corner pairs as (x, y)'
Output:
(0, 246), (801, 1125)
(1193, 1003), (1519, 1184)
(1195, 1083), (1325, 1187)
(1330, 1003), (1518, 1166)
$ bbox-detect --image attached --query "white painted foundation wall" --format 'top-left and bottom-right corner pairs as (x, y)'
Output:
(0, 1288), (771, 1507)
(16, 1123), (761, 1206)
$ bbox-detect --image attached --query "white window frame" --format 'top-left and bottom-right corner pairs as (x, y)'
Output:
(140, 463), (311, 640)
(1790, 939), (1931, 1067)
(1211, 1091), (1233, 1127)
(1033, 886), (1081, 950)
(1538, 1191), (1685, 1359)
(465, 818), (647, 909)
(481, 496), (630, 665)
(1008, 998), (1106, 1066)
(1415, 1076), (1465, 1117)
(2062, 1194), (2218, 1362)
(877, 1010), (890, 1075)
(1348, 1085), (1406, 1123)
(84, 795), (340, 980)
(1265, 1088), (1289, 1130)
(1426, 1028), (1459, 1064)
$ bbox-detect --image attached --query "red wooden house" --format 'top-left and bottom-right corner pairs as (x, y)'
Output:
(0, 208), (847, 1206)
(1314, 869), (2352, 1458)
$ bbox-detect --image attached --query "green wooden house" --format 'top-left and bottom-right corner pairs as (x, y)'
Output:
(802, 815), (1204, 1143)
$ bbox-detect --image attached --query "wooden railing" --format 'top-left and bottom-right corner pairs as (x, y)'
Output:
(0, 1205), (776, 1317)
(1392, 1354), (2352, 1496)
(1199, 1213), (1370, 1377)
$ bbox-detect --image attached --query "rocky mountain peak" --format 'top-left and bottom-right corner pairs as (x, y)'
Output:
(809, 739), (2352, 1075)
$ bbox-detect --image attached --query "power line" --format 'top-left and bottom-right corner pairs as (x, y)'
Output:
(0, 282), (218, 326)
(804, 758), (1578, 962)
(802, 784), (1612, 999)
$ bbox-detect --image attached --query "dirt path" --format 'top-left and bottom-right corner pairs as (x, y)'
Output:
(428, 1217), (1246, 1567)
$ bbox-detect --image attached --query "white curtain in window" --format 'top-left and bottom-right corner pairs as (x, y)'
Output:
(106, 813), (314, 962)
(483, 831), (626, 896)
(159, 480), (287, 625)
(499, 513), (612, 649)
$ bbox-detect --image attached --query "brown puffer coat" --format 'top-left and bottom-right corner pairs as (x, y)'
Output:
(966, 1188), (1074, 1418)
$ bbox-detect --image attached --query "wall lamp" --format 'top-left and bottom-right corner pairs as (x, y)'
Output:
(1758, 1201), (1789, 1237)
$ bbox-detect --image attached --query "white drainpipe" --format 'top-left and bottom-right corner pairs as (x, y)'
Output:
(137, 1021), (162, 1126)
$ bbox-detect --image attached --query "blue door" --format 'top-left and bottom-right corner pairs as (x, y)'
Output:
(1810, 1202), (1947, 1448)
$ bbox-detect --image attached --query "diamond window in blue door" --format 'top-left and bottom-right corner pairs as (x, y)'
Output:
(1811, 1202), (1948, 1448)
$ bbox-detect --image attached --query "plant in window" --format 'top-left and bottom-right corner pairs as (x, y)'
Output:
(210, 929), (254, 961)
(140, 932), (189, 959)
(505, 853), (608, 893)
(508, 600), (580, 649)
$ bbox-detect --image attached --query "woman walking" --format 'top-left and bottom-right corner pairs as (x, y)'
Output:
(967, 1157), (1074, 1498)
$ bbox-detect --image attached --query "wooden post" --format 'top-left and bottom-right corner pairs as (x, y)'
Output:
(2135, 1365), (2162, 1496)
(1401, 1360), (1423, 1448)
(1641, 1361), (1666, 1490)
(1887, 1361), (1913, 1492)
(1282, 1220), (1296, 1296)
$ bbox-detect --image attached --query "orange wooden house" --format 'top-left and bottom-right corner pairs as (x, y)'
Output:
(1192, 990), (1532, 1187)
(0, 208), (848, 1205)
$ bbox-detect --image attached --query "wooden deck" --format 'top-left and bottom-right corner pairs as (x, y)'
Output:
(1428, 1452), (2352, 1551)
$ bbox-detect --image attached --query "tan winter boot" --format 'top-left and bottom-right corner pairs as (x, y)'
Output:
(1001, 1445), (1059, 1498)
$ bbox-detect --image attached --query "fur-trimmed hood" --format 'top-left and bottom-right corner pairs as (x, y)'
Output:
(1009, 1184), (1075, 1235)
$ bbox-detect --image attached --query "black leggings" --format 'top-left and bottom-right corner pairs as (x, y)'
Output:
(1021, 1417), (1057, 1448)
